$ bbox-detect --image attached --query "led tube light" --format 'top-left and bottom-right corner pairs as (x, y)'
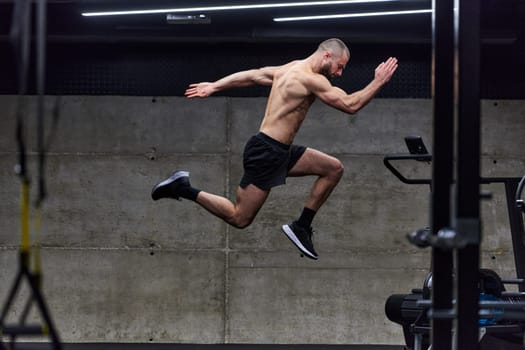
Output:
(274, 9), (432, 21)
(82, 0), (396, 17)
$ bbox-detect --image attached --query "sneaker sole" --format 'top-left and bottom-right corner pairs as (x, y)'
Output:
(281, 224), (318, 260)
(151, 171), (189, 200)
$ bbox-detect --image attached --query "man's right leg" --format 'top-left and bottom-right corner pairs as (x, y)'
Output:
(196, 184), (269, 229)
(152, 171), (269, 229)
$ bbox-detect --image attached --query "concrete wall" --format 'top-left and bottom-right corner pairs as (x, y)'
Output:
(0, 96), (524, 344)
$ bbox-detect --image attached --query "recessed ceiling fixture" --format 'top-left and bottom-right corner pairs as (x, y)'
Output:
(166, 14), (211, 24)
(274, 9), (432, 21)
(81, 0), (396, 17)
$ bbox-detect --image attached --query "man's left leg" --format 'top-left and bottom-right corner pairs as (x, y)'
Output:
(281, 148), (344, 259)
(288, 148), (344, 210)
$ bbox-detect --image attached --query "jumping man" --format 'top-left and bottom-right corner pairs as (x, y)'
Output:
(152, 38), (398, 260)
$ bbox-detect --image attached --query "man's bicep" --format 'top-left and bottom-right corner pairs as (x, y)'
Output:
(313, 82), (351, 111)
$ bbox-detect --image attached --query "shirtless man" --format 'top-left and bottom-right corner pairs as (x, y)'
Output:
(152, 38), (398, 260)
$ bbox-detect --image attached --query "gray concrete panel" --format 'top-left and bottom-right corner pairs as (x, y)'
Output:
(482, 100), (525, 158)
(229, 98), (433, 156)
(227, 252), (429, 344)
(1, 249), (226, 343)
(228, 155), (431, 254)
(0, 154), (227, 249)
(0, 96), (229, 154)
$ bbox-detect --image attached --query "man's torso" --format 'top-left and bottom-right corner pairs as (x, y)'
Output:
(259, 60), (317, 144)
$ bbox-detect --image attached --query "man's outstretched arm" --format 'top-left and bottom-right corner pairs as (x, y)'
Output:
(185, 66), (278, 98)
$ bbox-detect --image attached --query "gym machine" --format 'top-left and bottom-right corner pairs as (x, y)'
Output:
(384, 136), (525, 350)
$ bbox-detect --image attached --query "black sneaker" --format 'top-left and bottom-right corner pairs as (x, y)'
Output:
(281, 221), (318, 260)
(151, 171), (190, 201)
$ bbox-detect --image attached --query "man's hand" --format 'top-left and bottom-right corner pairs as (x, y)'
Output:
(374, 57), (398, 85)
(184, 82), (215, 99)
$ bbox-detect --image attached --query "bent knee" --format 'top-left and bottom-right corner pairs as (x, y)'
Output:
(335, 160), (344, 174)
(228, 215), (254, 229)
(331, 159), (345, 179)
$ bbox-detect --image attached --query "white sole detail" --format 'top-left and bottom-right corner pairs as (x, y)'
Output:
(281, 224), (318, 260)
(155, 171), (190, 188)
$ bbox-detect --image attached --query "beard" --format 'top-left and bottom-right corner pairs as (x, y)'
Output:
(319, 62), (334, 80)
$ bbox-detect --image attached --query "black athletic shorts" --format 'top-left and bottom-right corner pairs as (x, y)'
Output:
(240, 132), (307, 190)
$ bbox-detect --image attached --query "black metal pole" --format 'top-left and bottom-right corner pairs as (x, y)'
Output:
(26, 265), (62, 350)
(431, 0), (455, 348)
(11, 0), (31, 185)
(36, 0), (47, 208)
(455, 0), (481, 348)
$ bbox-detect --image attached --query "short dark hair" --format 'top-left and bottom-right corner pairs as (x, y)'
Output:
(317, 38), (350, 58)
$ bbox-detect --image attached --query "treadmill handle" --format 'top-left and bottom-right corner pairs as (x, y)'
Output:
(383, 153), (432, 185)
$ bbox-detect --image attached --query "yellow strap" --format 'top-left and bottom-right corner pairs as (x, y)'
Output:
(21, 181), (30, 253)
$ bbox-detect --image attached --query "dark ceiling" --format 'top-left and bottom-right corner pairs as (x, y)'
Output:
(0, 0), (524, 45)
(0, 0), (524, 98)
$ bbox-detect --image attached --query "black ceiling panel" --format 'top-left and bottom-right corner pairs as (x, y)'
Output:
(0, 0), (523, 98)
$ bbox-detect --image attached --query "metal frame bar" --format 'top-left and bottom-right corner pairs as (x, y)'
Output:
(431, 0), (455, 348)
(505, 181), (525, 290)
(455, 0), (482, 348)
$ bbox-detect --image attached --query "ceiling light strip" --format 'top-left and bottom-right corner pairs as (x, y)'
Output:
(82, 0), (396, 17)
(274, 9), (432, 21)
